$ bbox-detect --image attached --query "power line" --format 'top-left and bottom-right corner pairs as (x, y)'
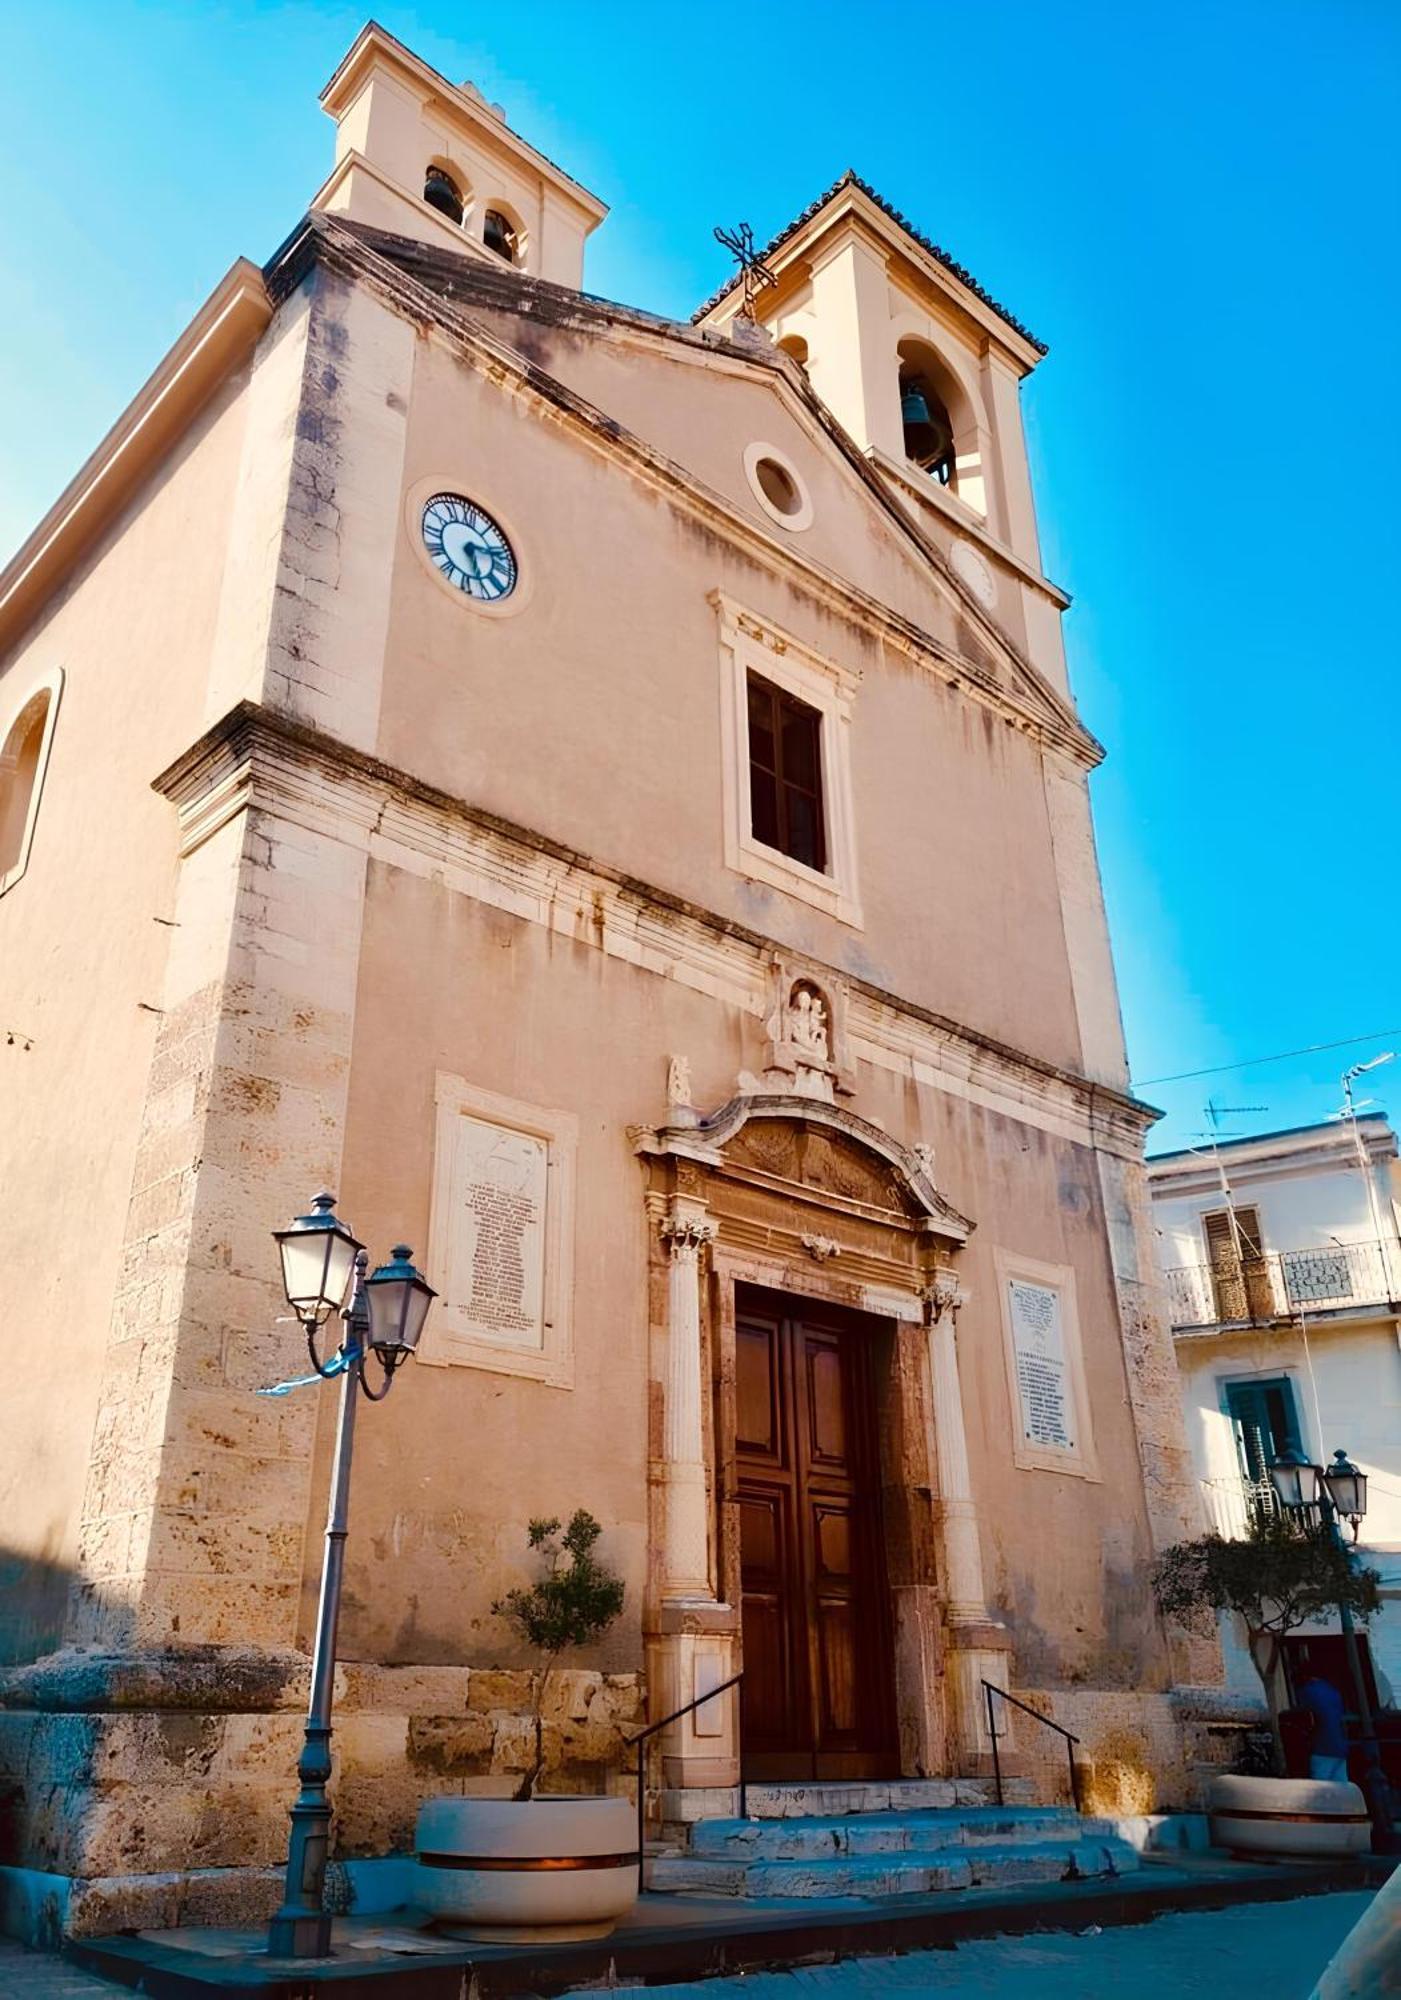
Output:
(1134, 1030), (1401, 1090)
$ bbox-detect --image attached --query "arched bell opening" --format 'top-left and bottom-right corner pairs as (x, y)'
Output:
(483, 205), (523, 265)
(422, 162), (465, 226)
(898, 346), (959, 488)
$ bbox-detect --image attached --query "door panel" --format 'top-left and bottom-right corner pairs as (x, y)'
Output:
(735, 1288), (896, 1779)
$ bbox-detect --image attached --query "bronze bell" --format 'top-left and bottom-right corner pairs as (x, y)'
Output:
(901, 385), (955, 481)
(901, 387), (932, 429)
(423, 167), (464, 224)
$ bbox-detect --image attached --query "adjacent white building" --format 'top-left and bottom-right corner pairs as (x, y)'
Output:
(1148, 1114), (1401, 1704)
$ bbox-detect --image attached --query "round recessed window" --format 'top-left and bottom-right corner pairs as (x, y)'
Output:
(421, 492), (518, 602)
(743, 442), (813, 532)
(756, 457), (801, 516)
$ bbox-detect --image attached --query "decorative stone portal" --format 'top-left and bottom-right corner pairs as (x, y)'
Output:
(634, 1091), (1013, 1825)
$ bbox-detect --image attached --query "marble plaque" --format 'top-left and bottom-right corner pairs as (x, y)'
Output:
(446, 1114), (548, 1350)
(1008, 1277), (1074, 1452)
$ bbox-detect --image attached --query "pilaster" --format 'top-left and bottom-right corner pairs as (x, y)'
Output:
(69, 793), (369, 1652)
(647, 1195), (740, 1790)
(924, 1282), (1012, 1763)
(1096, 1150), (1223, 1687)
(806, 240), (905, 460)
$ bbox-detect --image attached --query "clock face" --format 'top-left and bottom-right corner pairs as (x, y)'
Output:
(421, 493), (517, 602)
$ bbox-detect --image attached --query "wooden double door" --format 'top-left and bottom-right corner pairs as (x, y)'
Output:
(735, 1287), (897, 1780)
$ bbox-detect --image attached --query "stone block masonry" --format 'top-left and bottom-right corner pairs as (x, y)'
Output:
(0, 1661), (641, 1937)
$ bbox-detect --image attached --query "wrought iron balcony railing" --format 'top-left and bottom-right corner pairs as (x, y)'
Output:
(1165, 1238), (1399, 1332)
(1199, 1474), (1283, 1540)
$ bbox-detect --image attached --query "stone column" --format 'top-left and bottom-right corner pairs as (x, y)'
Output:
(925, 1278), (1012, 1767)
(658, 1200), (717, 1603)
(648, 1198), (738, 1800)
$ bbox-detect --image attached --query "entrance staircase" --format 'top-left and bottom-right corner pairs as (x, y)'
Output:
(647, 1780), (1139, 1900)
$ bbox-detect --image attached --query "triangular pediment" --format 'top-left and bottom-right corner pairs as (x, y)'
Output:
(301, 216), (1099, 766)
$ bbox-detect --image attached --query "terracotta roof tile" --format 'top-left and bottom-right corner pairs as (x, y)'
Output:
(691, 169), (1046, 355)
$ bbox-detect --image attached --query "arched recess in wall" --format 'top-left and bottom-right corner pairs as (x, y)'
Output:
(896, 337), (982, 511)
(0, 670), (62, 894)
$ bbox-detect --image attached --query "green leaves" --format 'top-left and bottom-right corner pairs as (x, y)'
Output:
(1153, 1516), (1381, 1641)
(492, 1509), (626, 1799)
(493, 1509), (625, 1660)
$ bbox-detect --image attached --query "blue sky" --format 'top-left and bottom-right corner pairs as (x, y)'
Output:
(1, 2), (1396, 1150)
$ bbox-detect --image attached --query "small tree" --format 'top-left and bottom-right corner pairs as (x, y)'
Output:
(493, 1510), (626, 1802)
(1154, 1514), (1381, 1766)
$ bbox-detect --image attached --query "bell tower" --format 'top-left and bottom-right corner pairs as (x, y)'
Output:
(313, 23), (607, 289)
(694, 174), (1071, 699)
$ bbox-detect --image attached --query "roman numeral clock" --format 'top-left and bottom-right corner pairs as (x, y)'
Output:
(421, 493), (518, 602)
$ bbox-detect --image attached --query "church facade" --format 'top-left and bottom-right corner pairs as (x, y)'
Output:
(0, 25), (1226, 1936)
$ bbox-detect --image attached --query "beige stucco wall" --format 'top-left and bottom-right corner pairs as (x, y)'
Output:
(312, 851), (1168, 1695)
(366, 324), (1089, 1077)
(0, 369), (252, 1662)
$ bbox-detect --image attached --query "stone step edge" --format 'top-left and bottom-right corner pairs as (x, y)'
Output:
(646, 1836), (1141, 1897)
(662, 1778), (1037, 1824)
(688, 1813), (1120, 1859)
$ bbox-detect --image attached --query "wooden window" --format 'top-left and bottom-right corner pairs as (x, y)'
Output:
(1204, 1206), (1274, 1321)
(746, 672), (826, 872)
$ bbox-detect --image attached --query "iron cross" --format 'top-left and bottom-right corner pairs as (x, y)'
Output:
(713, 221), (778, 320)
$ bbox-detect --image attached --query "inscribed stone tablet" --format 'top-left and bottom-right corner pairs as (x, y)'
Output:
(447, 1114), (548, 1350)
(1008, 1277), (1074, 1452)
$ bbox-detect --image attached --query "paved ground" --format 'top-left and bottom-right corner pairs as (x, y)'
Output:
(0, 1890), (1376, 1995)
(558, 1890), (1375, 2000)
(0, 1940), (128, 1996)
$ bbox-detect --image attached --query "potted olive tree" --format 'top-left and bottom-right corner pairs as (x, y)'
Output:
(1154, 1514), (1380, 1856)
(414, 1512), (635, 1939)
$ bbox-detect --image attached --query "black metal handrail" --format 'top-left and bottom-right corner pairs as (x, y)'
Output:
(627, 1671), (745, 1884)
(982, 1680), (1081, 1813)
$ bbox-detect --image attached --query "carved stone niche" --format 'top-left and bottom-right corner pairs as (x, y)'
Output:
(761, 957), (855, 1102)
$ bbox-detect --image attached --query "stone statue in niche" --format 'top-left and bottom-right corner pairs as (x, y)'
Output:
(787, 983), (830, 1064)
(665, 1053), (699, 1128)
(759, 959), (853, 1103)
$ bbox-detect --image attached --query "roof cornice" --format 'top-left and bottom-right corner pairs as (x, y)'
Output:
(0, 261), (272, 661)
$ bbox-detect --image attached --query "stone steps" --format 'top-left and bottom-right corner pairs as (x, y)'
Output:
(738, 1778), (1032, 1818)
(689, 1804), (1109, 1859)
(646, 1804), (1138, 1900)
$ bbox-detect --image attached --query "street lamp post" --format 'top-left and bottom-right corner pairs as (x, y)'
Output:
(1268, 1445), (1399, 1854)
(266, 1194), (436, 1959)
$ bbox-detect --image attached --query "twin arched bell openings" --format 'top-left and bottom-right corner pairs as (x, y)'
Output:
(421, 161), (526, 268)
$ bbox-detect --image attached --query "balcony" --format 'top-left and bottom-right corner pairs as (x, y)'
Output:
(1200, 1474), (1283, 1539)
(1165, 1239), (1400, 1333)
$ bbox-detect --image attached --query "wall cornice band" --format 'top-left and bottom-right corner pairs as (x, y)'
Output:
(153, 702), (1158, 1159)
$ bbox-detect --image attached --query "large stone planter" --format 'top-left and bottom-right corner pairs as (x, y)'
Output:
(1207, 1773), (1370, 1859)
(413, 1795), (639, 1940)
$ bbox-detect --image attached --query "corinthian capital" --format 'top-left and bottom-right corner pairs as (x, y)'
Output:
(660, 1211), (717, 1258)
(923, 1270), (968, 1321)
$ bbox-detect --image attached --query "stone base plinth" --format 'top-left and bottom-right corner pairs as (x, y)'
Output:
(0, 1647), (642, 1940)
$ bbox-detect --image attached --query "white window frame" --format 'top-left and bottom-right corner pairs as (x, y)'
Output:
(422, 1072), (578, 1388)
(712, 590), (863, 928)
(995, 1249), (1100, 1481)
(0, 666), (63, 898)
